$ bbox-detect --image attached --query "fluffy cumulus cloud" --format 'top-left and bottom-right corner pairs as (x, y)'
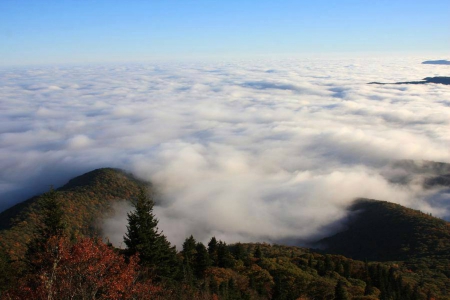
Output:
(1, 56), (449, 248)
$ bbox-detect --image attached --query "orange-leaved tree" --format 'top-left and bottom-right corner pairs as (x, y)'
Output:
(5, 236), (164, 300)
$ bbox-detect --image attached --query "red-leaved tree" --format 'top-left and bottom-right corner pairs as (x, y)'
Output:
(4, 236), (164, 300)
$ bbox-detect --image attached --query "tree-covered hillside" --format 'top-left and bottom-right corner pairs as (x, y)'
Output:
(318, 199), (450, 262)
(1, 168), (450, 299)
(0, 168), (148, 260)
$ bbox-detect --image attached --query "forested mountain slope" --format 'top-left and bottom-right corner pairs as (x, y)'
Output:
(317, 199), (450, 262)
(0, 168), (147, 259)
(2, 167), (450, 299)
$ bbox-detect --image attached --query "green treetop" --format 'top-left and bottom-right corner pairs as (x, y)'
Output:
(124, 188), (179, 279)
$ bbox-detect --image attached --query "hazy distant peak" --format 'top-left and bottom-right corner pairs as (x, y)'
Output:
(369, 76), (450, 85)
(317, 198), (450, 261)
(422, 60), (450, 65)
(389, 159), (450, 176)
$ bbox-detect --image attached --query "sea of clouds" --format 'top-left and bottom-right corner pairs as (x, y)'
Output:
(1, 56), (449, 248)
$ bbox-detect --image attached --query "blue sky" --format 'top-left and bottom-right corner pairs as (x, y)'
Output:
(0, 0), (449, 66)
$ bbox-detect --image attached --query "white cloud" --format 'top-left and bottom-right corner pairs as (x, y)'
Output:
(0, 56), (449, 248)
(66, 134), (94, 150)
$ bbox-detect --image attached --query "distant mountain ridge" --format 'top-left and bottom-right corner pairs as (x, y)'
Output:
(2, 162), (450, 262)
(369, 76), (450, 86)
(386, 159), (450, 188)
(317, 198), (450, 261)
(422, 60), (450, 65)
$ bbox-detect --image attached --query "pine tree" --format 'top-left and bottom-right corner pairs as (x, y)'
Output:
(324, 255), (334, 272)
(254, 246), (263, 259)
(182, 235), (197, 266)
(308, 255), (314, 268)
(181, 235), (197, 284)
(217, 241), (235, 268)
(26, 188), (66, 270)
(209, 275), (219, 294)
(208, 237), (219, 266)
(37, 188), (66, 241)
(272, 271), (290, 300)
(124, 188), (179, 278)
(0, 248), (14, 294)
(364, 281), (375, 296)
(317, 260), (326, 276)
(411, 285), (421, 300)
(343, 260), (352, 278)
(335, 261), (344, 275)
(228, 278), (240, 300)
(335, 280), (350, 300)
(194, 242), (210, 278)
(232, 243), (246, 261)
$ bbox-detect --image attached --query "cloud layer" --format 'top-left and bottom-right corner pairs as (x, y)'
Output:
(1, 56), (449, 248)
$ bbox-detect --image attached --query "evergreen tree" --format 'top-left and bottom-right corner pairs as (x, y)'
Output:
(37, 188), (66, 241)
(194, 242), (210, 278)
(364, 259), (370, 281)
(124, 188), (179, 278)
(219, 280), (229, 299)
(254, 245), (263, 259)
(335, 280), (350, 300)
(324, 255), (334, 272)
(335, 261), (344, 275)
(0, 248), (14, 294)
(217, 241), (235, 268)
(308, 255), (314, 268)
(411, 285), (421, 300)
(402, 284), (413, 299)
(272, 271), (290, 300)
(317, 260), (326, 276)
(343, 260), (352, 278)
(182, 235), (197, 266)
(228, 278), (240, 300)
(209, 275), (219, 295)
(208, 237), (218, 266)
(232, 242), (246, 261)
(26, 188), (66, 269)
(181, 235), (197, 284)
(364, 281), (374, 296)
(426, 290), (435, 300)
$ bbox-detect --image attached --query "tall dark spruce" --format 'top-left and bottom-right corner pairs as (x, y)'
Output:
(26, 188), (66, 270)
(124, 188), (179, 279)
(335, 280), (350, 300)
(37, 188), (66, 241)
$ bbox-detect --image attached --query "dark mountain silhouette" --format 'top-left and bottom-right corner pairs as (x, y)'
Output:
(369, 76), (450, 86)
(386, 160), (450, 188)
(317, 198), (450, 262)
(390, 160), (450, 176)
(425, 174), (450, 188)
(422, 60), (450, 65)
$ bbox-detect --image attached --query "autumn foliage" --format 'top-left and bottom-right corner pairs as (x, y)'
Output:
(4, 236), (163, 300)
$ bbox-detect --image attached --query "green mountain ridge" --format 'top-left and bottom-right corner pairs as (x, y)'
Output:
(0, 168), (148, 259)
(2, 166), (450, 263)
(2, 167), (450, 299)
(317, 199), (450, 262)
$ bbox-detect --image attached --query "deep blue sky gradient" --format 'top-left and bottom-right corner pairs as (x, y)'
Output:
(1, 0), (449, 65)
